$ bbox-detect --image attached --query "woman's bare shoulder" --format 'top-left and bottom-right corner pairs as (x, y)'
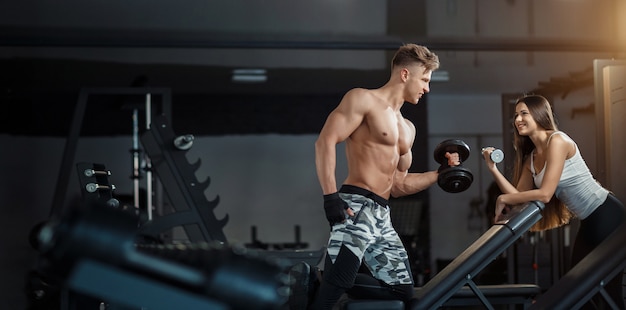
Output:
(548, 131), (576, 157)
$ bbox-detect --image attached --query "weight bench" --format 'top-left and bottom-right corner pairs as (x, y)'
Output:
(342, 201), (546, 310)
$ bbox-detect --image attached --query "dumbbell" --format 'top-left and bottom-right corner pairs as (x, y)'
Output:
(173, 134), (194, 150)
(433, 139), (474, 193)
(481, 147), (504, 163)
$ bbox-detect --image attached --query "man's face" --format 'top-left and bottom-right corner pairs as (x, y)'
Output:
(404, 65), (432, 104)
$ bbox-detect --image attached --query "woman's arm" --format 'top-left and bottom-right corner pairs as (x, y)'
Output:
(494, 135), (572, 220)
(483, 148), (533, 194)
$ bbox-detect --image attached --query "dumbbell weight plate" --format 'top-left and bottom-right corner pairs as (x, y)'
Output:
(490, 149), (504, 163)
(438, 167), (474, 193)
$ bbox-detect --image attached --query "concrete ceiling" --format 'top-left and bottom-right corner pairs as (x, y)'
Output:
(2, 27), (621, 97)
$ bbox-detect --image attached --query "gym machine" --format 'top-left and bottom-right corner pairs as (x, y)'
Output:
(29, 110), (329, 309)
(411, 201), (545, 309)
(340, 201), (544, 310)
(48, 87), (172, 219)
(138, 113), (228, 243)
(344, 199), (626, 310)
(138, 114), (325, 267)
(34, 199), (290, 310)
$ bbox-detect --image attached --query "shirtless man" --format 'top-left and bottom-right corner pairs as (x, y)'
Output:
(293, 44), (459, 310)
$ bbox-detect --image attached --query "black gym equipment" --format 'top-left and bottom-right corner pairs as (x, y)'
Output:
(138, 114), (229, 243)
(341, 201), (545, 310)
(433, 139), (474, 193)
(26, 162), (126, 310)
(30, 89), (325, 309)
(30, 157), (325, 310)
(75, 162), (120, 209)
(411, 201), (546, 309)
(138, 114), (325, 266)
(35, 200), (290, 310)
(48, 87), (172, 219)
(343, 199), (626, 310)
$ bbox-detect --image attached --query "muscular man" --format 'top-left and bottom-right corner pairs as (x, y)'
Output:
(293, 44), (459, 310)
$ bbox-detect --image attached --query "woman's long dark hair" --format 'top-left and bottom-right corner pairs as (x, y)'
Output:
(511, 95), (573, 231)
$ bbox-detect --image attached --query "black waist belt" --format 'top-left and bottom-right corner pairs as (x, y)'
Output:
(339, 185), (389, 207)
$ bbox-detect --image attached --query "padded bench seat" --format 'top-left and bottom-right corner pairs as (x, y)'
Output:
(342, 284), (542, 310)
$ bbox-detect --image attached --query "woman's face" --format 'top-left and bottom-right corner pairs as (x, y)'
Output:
(514, 102), (537, 136)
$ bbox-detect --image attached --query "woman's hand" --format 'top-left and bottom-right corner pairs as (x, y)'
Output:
(481, 147), (498, 171)
(494, 195), (511, 223)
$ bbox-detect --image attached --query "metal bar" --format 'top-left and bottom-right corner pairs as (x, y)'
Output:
(145, 93), (153, 221)
(1, 28), (624, 52)
(49, 89), (88, 218)
(465, 279), (495, 310)
(132, 109), (141, 209)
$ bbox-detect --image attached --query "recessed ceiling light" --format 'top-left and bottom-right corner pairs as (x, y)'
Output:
(232, 68), (267, 83)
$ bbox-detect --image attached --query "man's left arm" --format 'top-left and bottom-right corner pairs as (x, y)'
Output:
(391, 120), (438, 197)
(391, 150), (439, 198)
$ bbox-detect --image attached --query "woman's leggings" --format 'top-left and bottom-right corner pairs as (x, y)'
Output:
(571, 194), (626, 309)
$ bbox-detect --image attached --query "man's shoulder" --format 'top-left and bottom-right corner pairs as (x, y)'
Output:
(340, 88), (375, 107)
(345, 87), (371, 97)
(346, 87), (392, 103)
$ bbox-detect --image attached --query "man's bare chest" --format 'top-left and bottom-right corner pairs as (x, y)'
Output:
(362, 113), (412, 154)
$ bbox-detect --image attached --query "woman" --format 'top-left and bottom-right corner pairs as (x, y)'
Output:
(482, 94), (625, 309)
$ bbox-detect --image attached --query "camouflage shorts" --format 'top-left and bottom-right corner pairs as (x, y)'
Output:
(325, 190), (413, 286)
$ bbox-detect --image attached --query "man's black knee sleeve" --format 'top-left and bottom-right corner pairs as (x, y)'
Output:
(322, 245), (361, 289)
(393, 284), (415, 302)
(349, 274), (414, 302)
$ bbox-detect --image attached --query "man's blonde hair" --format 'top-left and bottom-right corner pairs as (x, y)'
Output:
(391, 44), (440, 72)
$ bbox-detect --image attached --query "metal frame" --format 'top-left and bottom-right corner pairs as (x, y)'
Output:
(2, 28), (625, 52)
(49, 87), (172, 218)
(138, 114), (228, 243)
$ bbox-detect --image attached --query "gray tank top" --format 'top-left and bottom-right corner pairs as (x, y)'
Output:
(531, 131), (608, 219)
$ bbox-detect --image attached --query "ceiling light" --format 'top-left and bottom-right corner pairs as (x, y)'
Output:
(232, 68), (267, 83)
(431, 70), (449, 82)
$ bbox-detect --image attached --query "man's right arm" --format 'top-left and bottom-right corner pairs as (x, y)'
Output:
(315, 89), (367, 224)
(315, 89), (368, 194)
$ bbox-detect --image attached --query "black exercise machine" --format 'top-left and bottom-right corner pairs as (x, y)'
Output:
(138, 114), (326, 267)
(346, 200), (626, 310)
(35, 200), (290, 310)
(138, 113), (229, 243)
(410, 201), (546, 310)
(341, 201), (545, 310)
